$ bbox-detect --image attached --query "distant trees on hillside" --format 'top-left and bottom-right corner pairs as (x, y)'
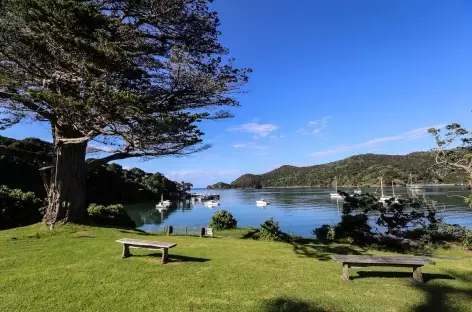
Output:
(230, 153), (463, 188)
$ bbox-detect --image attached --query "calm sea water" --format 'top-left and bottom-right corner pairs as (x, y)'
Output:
(124, 186), (472, 237)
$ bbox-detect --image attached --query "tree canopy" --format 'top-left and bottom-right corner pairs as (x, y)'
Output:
(0, 0), (250, 164)
(0, 0), (249, 223)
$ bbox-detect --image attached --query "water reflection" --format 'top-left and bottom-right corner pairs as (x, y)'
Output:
(123, 186), (472, 237)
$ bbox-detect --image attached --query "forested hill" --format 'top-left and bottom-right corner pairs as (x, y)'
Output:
(0, 136), (188, 204)
(231, 153), (464, 188)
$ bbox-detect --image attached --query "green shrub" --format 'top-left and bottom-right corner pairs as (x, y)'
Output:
(425, 224), (472, 250)
(336, 214), (371, 238)
(87, 204), (135, 228)
(0, 185), (44, 230)
(209, 210), (237, 230)
(259, 218), (292, 243)
(313, 224), (335, 241)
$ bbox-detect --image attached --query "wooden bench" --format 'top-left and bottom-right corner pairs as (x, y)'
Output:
(331, 255), (435, 283)
(116, 238), (177, 264)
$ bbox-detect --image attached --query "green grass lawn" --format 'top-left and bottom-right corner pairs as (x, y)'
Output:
(1, 224), (471, 312)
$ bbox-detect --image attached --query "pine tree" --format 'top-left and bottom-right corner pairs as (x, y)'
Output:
(0, 0), (250, 224)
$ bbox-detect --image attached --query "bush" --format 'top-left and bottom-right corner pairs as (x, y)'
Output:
(259, 218), (292, 243)
(336, 214), (371, 238)
(209, 210), (237, 230)
(426, 224), (472, 250)
(87, 204), (136, 228)
(313, 224), (335, 241)
(0, 185), (44, 230)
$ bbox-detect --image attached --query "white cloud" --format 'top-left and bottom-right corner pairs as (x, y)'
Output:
(232, 142), (268, 150)
(228, 122), (278, 138)
(298, 117), (330, 135)
(310, 124), (445, 157)
(232, 143), (247, 148)
(169, 169), (241, 177)
(166, 169), (242, 184)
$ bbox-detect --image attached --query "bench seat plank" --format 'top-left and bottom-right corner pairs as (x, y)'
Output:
(331, 255), (435, 265)
(116, 238), (176, 264)
(331, 254), (435, 283)
(116, 238), (176, 249)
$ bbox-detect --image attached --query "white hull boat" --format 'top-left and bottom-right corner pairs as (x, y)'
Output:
(256, 199), (270, 206)
(204, 200), (220, 207)
(330, 176), (343, 198)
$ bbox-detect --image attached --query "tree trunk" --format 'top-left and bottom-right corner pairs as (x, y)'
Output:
(43, 139), (87, 224)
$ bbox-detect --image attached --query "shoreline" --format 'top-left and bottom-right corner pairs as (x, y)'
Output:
(204, 183), (462, 190)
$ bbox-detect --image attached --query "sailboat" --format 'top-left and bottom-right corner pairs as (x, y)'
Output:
(330, 176), (343, 198)
(156, 194), (171, 209)
(378, 177), (391, 202)
(407, 173), (423, 189)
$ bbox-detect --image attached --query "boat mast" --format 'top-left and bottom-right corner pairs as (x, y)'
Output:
(335, 176), (338, 192)
(380, 177), (384, 197)
(392, 181), (395, 196)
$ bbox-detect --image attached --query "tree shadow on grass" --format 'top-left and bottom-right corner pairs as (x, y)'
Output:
(132, 253), (210, 263)
(352, 271), (455, 282)
(409, 271), (472, 312)
(260, 297), (334, 312)
(292, 243), (370, 261)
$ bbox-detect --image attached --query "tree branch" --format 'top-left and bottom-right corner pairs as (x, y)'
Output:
(0, 91), (54, 121)
(86, 144), (210, 171)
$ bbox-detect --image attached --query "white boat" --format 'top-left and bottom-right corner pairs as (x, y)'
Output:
(256, 199), (270, 206)
(378, 177), (390, 202)
(330, 176), (343, 198)
(156, 194), (171, 208)
(155, 202), (169, 209)
(378, 178), (400, 203)
(204, 200), (220, 207)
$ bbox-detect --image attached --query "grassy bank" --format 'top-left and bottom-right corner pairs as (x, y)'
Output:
(1, 224), (471, 312)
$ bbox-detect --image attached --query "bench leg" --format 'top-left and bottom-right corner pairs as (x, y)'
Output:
(122, 244), (131, 258)
(412, 266), (423, 283)
(342, 263), (350, 280)
(161, 248), (169, 264)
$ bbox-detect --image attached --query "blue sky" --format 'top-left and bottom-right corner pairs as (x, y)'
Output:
(2, 0), (472, 187)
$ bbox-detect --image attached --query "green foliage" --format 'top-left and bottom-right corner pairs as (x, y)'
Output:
(335, 214), (372, 244)
(0, 136), (187, 205)
(376, 199), (442, 238)
(209, 210), (237, 230)
(429, 123), (472, 189)
(207, 182), (232, 189)
(314, 193), (445, 246)
(230, 153), (463, 188)
(0, 185), (44, 229)
(87, 204), (135, 229)
(313, 224), (335, 241)
(259, 218), (292, 243)
(410, 223), (472, 250)
(0, 0), (250, 160)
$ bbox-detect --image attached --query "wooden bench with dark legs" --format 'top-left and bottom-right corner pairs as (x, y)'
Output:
(116, 238), (177, 264)
(331, 255), (435, 283)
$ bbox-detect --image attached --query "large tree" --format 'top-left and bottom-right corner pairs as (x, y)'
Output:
(0, 0), (250, 224)
(429, 124), (472, 188)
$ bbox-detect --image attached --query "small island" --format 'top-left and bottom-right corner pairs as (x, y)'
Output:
(207, 182), (232, 189)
